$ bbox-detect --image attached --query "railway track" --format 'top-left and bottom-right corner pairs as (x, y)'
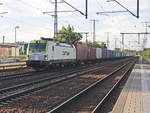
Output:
(0, 58), (130, 81)
(0, 63), (117, 106)
(0, 62), (101, 81)
(48, 59), (136, 113)
(0, 63), (103, 89)
(0, 70), (36, 80)
(0, 58), (130, 90)
(0, 58), (132, 106)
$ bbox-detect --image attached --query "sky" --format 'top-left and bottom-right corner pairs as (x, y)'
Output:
(0, 0), (150, 50)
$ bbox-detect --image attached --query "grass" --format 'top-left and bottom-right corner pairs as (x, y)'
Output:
(0, 56), (27, 61)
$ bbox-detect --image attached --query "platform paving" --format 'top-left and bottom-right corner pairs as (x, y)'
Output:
(111, 63), (150, 113)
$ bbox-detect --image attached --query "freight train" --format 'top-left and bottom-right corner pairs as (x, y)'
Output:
(26, 38), (130, 69)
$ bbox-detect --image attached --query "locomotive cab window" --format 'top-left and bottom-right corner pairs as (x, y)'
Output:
(29, 43), (47, 52)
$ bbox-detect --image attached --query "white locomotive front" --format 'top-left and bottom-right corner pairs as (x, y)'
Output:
(27, 39), (76, 69)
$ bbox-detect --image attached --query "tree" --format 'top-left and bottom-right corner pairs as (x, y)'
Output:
(87, 42), (107, 48)
(97, 42), (107, 48)
(54, 25), (82, 44)
(144, 48), (150, 58)
(114, 48), (121, 52)
(82, 42), (107, 48)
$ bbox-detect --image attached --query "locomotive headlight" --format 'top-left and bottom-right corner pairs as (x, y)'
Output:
(44, 55), (48, 60)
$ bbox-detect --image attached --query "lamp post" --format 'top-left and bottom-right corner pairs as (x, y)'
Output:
(2, 36), (5, 44)
(15, 26), (19, 60)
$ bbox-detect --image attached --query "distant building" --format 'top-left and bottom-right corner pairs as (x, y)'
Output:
(0, 43), (20, 57)
(16, 42), (29, 55)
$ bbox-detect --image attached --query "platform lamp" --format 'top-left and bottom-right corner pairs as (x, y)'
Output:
(15, 26), (19, 61)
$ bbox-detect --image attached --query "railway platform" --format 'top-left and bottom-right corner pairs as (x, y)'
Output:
(111, 63), (150, 113)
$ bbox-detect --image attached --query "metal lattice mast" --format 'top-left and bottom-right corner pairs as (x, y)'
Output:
(44, 0), (88, 38)
(91, 20), (98, 43)
(54, 0), (58, 38)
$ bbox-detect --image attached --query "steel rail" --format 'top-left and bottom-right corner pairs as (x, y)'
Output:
(48, 60), (134, 113)
(0, 58), (131, 106)
(91, 60), (136, 113)
(0, 65), (104, 93)
(0, 70), (36, 80)
(0, 64), (109, 105)
(0, 58), (131, 94)
(0, 61), (105, 81)
(0, 58), (133, 106)
(0, 62), (99, 80)
(0, 58), (130, 80)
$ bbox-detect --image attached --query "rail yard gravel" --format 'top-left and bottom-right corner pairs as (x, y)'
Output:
(0, 60), (128, 113)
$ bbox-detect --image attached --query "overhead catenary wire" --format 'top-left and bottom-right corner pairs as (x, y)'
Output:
(62, 0), (86, 17)
(97, 0), (139, 18)
(95, 0), (142, 48)
(15, 0), (44, 12)
(95, 0), (107, 14)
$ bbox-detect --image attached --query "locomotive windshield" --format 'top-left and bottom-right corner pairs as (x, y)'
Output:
(29, 43), (47, 52)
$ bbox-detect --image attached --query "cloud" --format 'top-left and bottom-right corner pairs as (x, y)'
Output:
(0, 0), (150, 49)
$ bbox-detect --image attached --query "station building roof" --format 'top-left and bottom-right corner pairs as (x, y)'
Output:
(0, 43), (20, 48)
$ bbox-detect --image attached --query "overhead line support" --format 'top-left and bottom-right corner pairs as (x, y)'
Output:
(91, 20), (98, 43)
(97, 0), (139, 18)
(54, 0), (58, 38)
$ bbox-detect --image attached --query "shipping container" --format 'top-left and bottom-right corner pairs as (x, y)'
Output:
(119, 52), (121, 57)
(110, 50), (113, 58)
(112, 51), (116, 57)
(106, 49), (110, 58)
(75, 44), (88, 60)
(116, 52), (118, 57)
(123, 53), (125, 57)
(75, 44), (96, 60)
(122, 52), (126, 57)
(87, 47), (96, 60)
(121, 52), (124, 57)
(116, 52), (119, 57)
(102, 48), (106, 58)
(118, 52), (121, 57)
(96, 48), (102, 59)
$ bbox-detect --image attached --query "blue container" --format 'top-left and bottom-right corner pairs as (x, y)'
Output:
(116, 52), (120, 57)
(121, 52), (123, 57)
(122, 52), (124, 57)
(106, 50), (110, 58)
(112, 51), (116, 57)
(119, 52), (121, 57)
(120, 52), (122, 57)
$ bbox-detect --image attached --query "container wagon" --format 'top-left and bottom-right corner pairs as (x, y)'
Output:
(87, 47), (96, 60)
(106, 49), (110, 58)
(96, 48), (102, 59)
(27, 38), (130, 70)
(110, 50), (113, 58)
(27, 39), (76, 69)
(75, 44), (88, 61)
(75, 44), (96, 61)
(102, 48), (106, 58)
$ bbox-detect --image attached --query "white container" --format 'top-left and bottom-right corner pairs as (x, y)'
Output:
(96, 48), (102, 59)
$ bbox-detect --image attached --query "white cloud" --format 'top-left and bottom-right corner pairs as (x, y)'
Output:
(0, 0), (150, 50)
